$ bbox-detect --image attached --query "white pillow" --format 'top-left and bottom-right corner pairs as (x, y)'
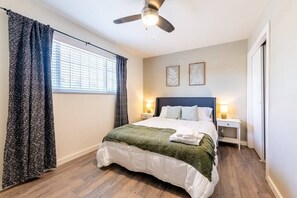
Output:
(166, 106), (181, 119)
(181, 106), (198, 121)
(159, 106), (168, 118)
(197, 107), (213, 122)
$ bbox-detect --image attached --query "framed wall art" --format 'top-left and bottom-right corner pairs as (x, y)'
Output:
(189, 62), (205, 86)
(166, 65), (180, 87)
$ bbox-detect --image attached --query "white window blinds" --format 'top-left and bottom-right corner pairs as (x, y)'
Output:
(51, 40), (116, 94)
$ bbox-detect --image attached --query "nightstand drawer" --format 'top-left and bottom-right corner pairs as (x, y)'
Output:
(141, 113), (154, 120)
(217, 121), (240, 128)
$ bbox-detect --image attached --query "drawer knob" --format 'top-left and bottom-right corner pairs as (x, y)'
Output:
(227, 123), (229, 125)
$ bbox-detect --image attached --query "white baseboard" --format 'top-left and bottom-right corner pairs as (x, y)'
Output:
(241, 141), (248, 146)
(57, 144), (100, 166)
(267, 176), (283, 198)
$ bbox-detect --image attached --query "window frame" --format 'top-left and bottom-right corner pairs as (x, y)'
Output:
(51, 39), (117, 95)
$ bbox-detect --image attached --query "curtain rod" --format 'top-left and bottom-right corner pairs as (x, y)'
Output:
(0, 7), (128, 60)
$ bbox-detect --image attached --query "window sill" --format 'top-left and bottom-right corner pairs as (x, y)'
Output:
(52, 89), (116, 95)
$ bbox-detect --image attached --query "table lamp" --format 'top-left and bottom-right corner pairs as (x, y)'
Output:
(220, 104), (228, 119)
(146, 101), (153, 113)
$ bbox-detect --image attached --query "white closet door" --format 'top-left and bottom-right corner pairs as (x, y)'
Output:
(252, 46), (265, 161)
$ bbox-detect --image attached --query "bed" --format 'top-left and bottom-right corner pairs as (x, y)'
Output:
(96, 97), (219, 198)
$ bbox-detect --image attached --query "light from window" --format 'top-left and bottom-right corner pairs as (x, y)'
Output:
(51, 40), (116, 94)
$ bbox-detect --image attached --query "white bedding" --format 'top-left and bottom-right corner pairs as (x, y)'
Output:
(134, 117), (218, 142)
(96, 117), (219, 198)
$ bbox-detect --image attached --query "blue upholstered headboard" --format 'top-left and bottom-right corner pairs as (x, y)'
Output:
(154, 97), (217, 124)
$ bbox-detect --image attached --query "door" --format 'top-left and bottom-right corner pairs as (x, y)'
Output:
(251, 45), (265, 161)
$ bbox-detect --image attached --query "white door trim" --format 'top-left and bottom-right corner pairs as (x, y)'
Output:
(247, 22), (270, 178)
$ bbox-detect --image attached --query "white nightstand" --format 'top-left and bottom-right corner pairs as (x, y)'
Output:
(141, 113), (154, 120)
(217, 118), (241, 150)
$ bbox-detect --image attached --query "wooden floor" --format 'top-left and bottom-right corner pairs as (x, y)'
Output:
(0, 144), (275, 198)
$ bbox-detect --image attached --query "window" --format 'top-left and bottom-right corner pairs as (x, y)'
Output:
(51, 40), (116, 94)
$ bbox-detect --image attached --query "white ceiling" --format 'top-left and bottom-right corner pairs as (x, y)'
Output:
(37, 0), (268, 58)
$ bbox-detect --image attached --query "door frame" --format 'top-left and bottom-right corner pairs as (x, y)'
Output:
(247, 22), (270, 177)
(251, 45), (265, 161)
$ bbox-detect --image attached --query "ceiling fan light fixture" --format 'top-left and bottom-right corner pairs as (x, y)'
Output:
(142, 7), (159, 26)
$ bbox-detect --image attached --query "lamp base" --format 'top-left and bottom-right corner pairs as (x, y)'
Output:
(147, 109), (151, 113)
(221, 114), (227, 119)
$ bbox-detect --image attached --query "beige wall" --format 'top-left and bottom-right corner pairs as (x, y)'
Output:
(248, 0), (297, 197)
(144, 40), (248, 141)
(0, 0), (143, 189)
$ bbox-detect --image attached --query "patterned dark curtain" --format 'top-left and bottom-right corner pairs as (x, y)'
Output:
(114, 55), (129, 128)
(2, 12), (56, 189)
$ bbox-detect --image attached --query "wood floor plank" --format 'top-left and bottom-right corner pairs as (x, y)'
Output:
(232, 147), (260, 198)
(216, 145), (241, 198)
(0, 144), (275, 198)
(241, 148), (273, 198)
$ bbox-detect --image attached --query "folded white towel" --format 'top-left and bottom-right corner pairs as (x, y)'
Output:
(181, 135), (196, 140)
(176, 127), (195, 138)
(169, 133), (204, 146)
(195, 133), (204, 140)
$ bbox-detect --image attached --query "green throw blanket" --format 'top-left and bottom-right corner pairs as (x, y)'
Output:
(103, 124), (216, 181)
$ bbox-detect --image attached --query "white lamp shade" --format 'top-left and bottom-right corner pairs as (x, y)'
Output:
(220, 104), (228, 113)
(142, 14), (159, 26)
(146, 102), (152, 109)
(142, 7), (159, 26)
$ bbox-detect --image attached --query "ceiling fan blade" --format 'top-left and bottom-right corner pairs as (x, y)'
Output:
(157, 16), (175, 33)
(113, 14), (142, 24)
(148, 0), (165, 10)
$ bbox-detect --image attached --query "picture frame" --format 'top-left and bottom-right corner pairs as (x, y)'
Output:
(189, 62), (205, 86)
(166, 65), (180, 87)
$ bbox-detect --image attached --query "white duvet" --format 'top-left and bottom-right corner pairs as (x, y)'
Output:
(96, 117), (219, 198)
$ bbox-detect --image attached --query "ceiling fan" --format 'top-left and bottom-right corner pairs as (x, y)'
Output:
(113, 0), (175, 33)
